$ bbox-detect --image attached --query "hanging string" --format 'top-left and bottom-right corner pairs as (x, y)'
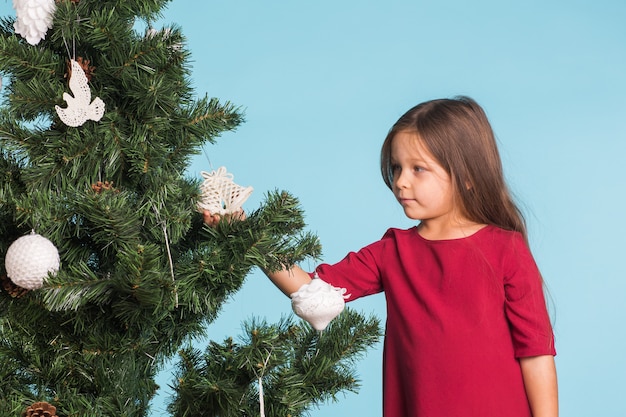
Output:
(62, 12), (95, 62)
(62, 35), (72, 61)
(152, 203), (178, 308)
(161, 221), (178, 308)
(201, 145), (214, 172)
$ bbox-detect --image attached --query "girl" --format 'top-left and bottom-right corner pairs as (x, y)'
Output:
(205, 96), (558, 417)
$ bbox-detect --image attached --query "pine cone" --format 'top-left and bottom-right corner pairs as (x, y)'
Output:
(0, 273), (29, 298)
(91, 180), (117, 194)
(22, 402), (58, 417)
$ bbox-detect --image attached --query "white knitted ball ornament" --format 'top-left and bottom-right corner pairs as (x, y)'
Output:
(5, 232), (60, 290)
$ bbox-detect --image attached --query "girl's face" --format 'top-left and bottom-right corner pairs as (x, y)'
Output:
(391, 131), (459, 227)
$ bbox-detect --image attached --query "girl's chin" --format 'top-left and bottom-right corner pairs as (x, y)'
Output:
(401, 209), (423, 221)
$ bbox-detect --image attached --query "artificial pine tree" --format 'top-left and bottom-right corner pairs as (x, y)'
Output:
(0, 1), (381, 416)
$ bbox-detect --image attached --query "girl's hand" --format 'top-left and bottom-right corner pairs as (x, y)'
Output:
(202, 209), (246, 227)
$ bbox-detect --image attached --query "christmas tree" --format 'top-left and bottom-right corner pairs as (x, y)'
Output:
(0, 1), (381, 416)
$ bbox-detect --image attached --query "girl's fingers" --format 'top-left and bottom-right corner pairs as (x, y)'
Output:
(202, 210), (246, 227)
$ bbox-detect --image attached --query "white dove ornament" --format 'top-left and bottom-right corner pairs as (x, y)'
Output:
(55, 59), (105, 127)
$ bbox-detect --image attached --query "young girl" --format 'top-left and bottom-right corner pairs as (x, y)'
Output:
(205, 96), (558, 417)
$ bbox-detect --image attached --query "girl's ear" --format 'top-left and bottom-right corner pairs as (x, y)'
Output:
(465, 181), (473, 190)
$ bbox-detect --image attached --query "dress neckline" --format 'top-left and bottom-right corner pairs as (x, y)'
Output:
(414, 224), (491, 243)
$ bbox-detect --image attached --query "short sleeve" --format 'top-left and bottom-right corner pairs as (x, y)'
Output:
(314, 232), (392, 301)
(503, 234), (556, 358)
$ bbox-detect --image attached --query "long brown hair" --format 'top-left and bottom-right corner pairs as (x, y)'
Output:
(381, 96), (528, 243)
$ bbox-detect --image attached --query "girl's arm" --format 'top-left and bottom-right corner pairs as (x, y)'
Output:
(263, 265), (312, 297)
(202, 210), (312, 296)
(520, 355), (558, 417)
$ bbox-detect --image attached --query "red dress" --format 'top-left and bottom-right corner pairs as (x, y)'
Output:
(315, 225), (556, 417)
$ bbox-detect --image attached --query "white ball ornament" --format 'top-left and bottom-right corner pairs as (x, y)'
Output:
(5, 231), (60, 290)
(291, 277), (349, 331)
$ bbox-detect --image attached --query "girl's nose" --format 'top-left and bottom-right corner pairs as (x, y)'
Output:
(394, 169), (409, 190)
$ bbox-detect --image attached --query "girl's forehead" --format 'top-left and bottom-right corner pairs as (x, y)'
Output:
(391, 131), (434, 160)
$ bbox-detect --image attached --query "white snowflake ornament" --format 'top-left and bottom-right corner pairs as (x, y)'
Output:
(12, 0), (56, 45)
(55, 59), (105, 127)
(197, 167), (253, 215)
(291, 277), (349, 331)
(4, 231), (60, 290)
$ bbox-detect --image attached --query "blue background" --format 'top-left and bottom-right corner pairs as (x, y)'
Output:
(2, 0), (625, 415)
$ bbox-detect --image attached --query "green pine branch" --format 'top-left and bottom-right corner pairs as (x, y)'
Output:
(0, 1), (382, 416)
(168, 310), (381, 417)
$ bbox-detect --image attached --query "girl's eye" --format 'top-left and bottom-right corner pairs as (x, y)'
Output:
(391, 164), (401, 173)
(413, 166), (425, 173)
